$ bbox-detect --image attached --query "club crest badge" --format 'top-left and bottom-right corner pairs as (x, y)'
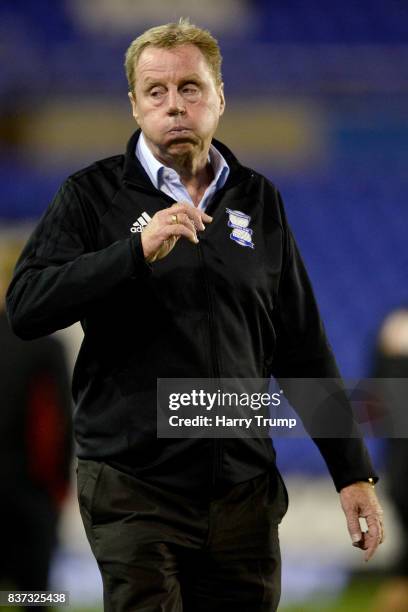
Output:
(225, 208), (254, 249)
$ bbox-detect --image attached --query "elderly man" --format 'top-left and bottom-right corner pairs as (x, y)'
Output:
(7, 18), (383, 612)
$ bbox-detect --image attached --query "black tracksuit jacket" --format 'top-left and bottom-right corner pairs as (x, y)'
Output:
(6, 129), (377, 495)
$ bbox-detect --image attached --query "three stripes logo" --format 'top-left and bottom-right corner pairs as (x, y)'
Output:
(130, 211), (152, 233)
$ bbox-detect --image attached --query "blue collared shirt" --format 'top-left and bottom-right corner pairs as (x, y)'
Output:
(136, 131), (230, 211)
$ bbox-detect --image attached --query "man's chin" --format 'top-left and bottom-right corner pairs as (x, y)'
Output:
(165, 139), (198, 156)
(166, 136), (196, 148)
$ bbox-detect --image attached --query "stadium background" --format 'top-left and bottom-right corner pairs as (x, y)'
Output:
(0, 1), (407, 610)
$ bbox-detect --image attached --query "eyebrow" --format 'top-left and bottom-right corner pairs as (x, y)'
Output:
(180, 74), (202, 83)
(142, 79), (164, 90)
(142, 74), (203, 87)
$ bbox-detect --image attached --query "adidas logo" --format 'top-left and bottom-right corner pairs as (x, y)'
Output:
(130, 211), (152, 233)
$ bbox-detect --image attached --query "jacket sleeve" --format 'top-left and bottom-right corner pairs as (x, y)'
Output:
(6, 179), (151, 340)
(270, 190), (378, 492)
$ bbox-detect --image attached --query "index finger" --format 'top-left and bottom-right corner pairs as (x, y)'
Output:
(364, 513), (383, 561)
(170, 202), (213, 226)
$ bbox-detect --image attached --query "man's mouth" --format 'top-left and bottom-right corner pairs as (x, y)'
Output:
(165, 127), (196, 145)
(167, 127), (191, 134)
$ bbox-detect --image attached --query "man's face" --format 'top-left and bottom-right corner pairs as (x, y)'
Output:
(129, 44), (225, 164)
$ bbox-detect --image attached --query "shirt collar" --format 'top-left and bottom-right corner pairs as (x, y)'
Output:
(207, 142), (230, 190)
(136, 131), (164, 189)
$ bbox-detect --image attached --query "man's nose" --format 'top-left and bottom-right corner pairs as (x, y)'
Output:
(166, 88), (186, 115)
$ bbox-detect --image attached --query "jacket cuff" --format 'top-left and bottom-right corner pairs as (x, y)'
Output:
(314, 437), (379, 492)
(336, 474), (379, 492)
(129, 233), (152, 278)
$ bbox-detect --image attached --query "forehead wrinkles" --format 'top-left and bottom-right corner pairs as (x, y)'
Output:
(136, 45), (211, 84)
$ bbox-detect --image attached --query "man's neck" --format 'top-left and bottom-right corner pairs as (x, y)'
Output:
(145, 137), (215, 206)
(158, 148), (211, 180)
(178, 161), (214, 206)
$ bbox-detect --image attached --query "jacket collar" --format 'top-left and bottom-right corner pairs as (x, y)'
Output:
(122, 129), (251, 192)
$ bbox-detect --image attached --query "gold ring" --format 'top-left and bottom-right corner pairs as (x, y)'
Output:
(171, 214), (178, 224)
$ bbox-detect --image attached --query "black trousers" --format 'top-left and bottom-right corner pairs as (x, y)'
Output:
(77, 459), (288, 612)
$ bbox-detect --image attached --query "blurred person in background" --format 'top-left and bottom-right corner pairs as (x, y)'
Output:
(0, 244), (72, 608)
(6, 18), (384, 612)
(371, 309), (408, 612)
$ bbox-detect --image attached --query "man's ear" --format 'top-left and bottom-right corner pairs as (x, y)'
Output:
(128, 91), (139, 122)
(219, 82), (226, 117)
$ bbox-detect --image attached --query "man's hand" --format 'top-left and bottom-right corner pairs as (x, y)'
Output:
(141, 202), (213, 263)
(340, 481), (384, 561)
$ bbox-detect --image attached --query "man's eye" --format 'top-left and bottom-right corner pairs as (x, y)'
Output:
(182, 85), (199, 95)
(150, 89), (165, 98)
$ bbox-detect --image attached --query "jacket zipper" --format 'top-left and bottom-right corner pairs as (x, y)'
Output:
(197, 241), (223, 489)
(125, 175), (253, 489)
